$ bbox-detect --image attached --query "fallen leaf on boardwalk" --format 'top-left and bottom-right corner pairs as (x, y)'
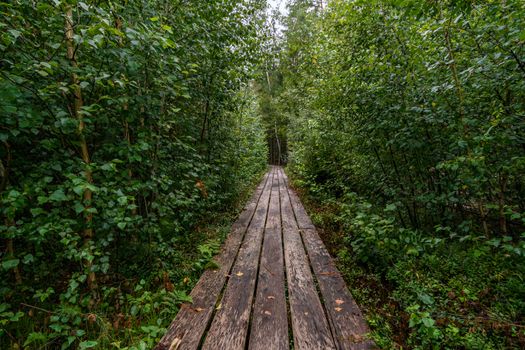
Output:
(335, 299), (344, 305)
(304, 312), (309, 316)
(236, 271), (244, 277)
(319, 271), (337, 276)
(335, 307), (343, 312)
(264, 310), (272, 315)
(349, 334), (365, 343)
(194, 307), (204, 312)
(216, 303), (222, 310)
(169, 338), (182, 350)
(267, 296), (275, 300)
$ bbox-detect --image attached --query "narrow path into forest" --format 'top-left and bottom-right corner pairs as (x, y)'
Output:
(155, 166), (375, 350)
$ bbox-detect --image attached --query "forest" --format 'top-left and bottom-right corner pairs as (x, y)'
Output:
(1, 0), (524, 349)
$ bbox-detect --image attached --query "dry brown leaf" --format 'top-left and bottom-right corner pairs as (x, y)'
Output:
(87, 313), (97, 323)
(335, 299), (344, 305)
(334, 307), (343, 312)
(169, 337), (182, 350)
(216, 303), (222, 310)
(194, 307), (204, 312)
(319, 271), (337, 276)
(236, 271), (244, 277)
(264, 310), (272, 315)
(267, 296), (275, 300)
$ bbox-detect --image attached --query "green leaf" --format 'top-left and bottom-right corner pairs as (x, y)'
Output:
(23, 332), (48, 346)
(23, 254), (34, 264)
(74, 202), (85, 214)
(422, 317), (435, 328)
(8, 29), (21, 39)
(79, 341), (98, 349)
(2, 259), (20, 270)
(49, 189), (67, 202)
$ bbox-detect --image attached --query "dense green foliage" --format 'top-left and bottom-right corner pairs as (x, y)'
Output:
(0, 1), (267, 348)
(3, 0), (525, 348)
(273, 0), (525, 348)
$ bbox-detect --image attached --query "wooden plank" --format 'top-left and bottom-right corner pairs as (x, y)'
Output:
(251, 168), (275, 229)
(282, 225), (336, 350)
(201, 171), (274, 350)
(233, 170), (271, 231)
(248, 172), (288, 350)
(278, 169), (298, 231)
(280, 170), (315, 229)
(248, 228), (288, 350)
(155, 171), (270, 350)
(302, 228), (376, 350)
(265, 170), (281, 229)
(201, 227), (264, 350)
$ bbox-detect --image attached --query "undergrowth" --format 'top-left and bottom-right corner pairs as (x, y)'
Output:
(292, 177), (525, 349)
(1, 172), (265, 350)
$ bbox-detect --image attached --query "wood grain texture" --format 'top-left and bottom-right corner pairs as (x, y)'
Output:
(248, 228), (288, 350)
(201, 226), (265, 350)
(250, 169), (275, 229)
(280, 170), (315, 229)
(154, 172), (270, 350)
(201, 171), (274, 350)
(249, 172), (288, 350)
(278, 169), (298, 231)
(265, 170), (281, 229)
(301, 228), (376, 350)
(283, 226), (336, 349)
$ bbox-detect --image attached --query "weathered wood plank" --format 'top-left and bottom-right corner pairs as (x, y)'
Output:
(248, 228), (288, 350)
(302, 228), (376, 350)
(201, 171), (274, 350)
(282, 225), (336, 349)
(248, 173), (288, 350)
(154, 171), (270, 350)
(250, 168), (275, 229)
(265, 170), (281, 229)
(201, 227), (265, 350)
(278, 169), (298, 231)
(280, 170), (315, 229)
(233, 170), (271, 231)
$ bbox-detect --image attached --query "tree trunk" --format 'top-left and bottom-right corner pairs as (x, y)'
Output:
(65, 6), (97, 293)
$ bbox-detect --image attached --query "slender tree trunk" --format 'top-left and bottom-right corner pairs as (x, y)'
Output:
(65, 6), (97, 293)
(498, 172), (508, 235)
(5, 222), (22, 285)
(442, 15), (467, 137)
(479, 200), (490, 238)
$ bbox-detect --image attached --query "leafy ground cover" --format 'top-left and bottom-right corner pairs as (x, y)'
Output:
(292, 177), (525, 349)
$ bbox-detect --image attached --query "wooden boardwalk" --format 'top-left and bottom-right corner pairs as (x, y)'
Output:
(155, 167), (375, 350)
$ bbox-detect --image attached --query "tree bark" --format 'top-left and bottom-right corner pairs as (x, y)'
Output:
(65, 6), (97, 293)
